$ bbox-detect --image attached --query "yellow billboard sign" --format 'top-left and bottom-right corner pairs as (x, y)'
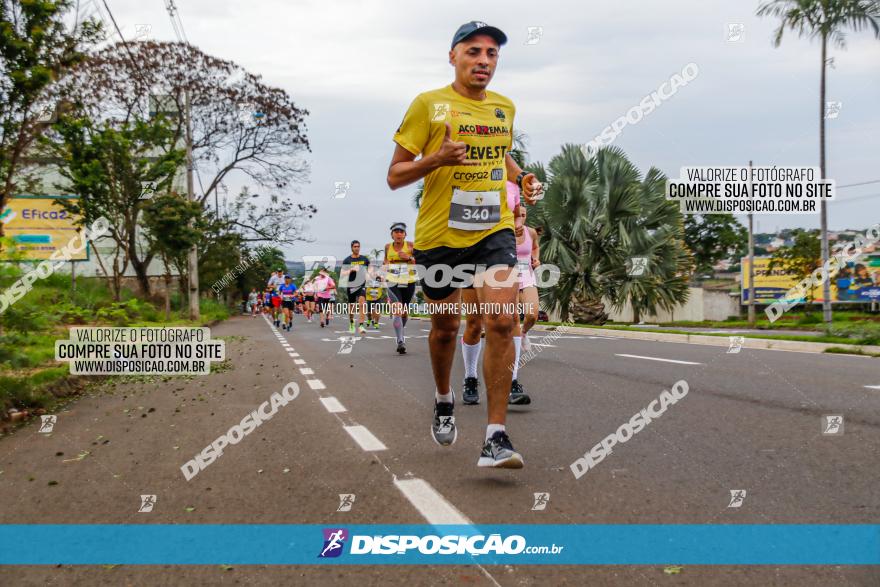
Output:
(1, 196), (88, 261)
(741, 256), (880, 303)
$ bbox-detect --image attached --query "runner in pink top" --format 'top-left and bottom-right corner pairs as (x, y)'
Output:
(515, 206), (537, 289)
(509, 182), (539, 400)
(459, 181), (532, 407)
(313, 269), (336, 328)
(301, 278), (316, 322)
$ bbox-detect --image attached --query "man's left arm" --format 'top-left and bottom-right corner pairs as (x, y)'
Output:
(504, 153), (543, 205)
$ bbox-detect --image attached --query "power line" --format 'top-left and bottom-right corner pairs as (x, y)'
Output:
(833, 192), (880, 205)
(164, 0), (189, 44)
(99, 0), (151, 90)
(838, 179), (880, 189)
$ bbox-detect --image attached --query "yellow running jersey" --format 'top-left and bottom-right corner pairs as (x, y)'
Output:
(385, 241), (417, 285)
(393, 85), (516, 250)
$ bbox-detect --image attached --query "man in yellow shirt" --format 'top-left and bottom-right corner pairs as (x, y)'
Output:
(387, 21), (543, 469)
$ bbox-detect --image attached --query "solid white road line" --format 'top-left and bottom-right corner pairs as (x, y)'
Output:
(343, 425), (387, 451)
(319, 397), (347, 413)
(394, 478), (472, 525)
(300, 367), (314, 375)
(307, 379), (326, 390)
(615, 353), (701, 365)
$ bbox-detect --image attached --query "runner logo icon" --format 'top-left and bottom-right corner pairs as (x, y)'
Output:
(822, 415), (844, 435)
(38, 415), (56, 433)
(531, 492), (549, 511)
(138, 494), (156, 513)
(728, 489), (747, 508)
(337, 494), (356, 512)
(432, 103), (450, 122)
(319, 528), (349, 558)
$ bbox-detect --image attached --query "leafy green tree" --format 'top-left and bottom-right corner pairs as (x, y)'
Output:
(684, 214), (748, 277)
(527, 145), (691, 324)
(60, 40), (312, 223)
(142, 192), (204, 318)
(757, 0), (880, 322)
(0, 0), (101, 236)
(767, 228), (822, 307)
(197, 213), (245, 301)
(42, 113), (184, 297)
(236, 245), (285, 297)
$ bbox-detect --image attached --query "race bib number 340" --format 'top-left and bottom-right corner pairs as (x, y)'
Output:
(448, 189), (501, 230)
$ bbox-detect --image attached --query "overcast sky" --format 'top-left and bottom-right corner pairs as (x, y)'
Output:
(102, 0), (880, 261)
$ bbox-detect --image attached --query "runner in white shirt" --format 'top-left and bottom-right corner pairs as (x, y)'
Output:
(267, 269), (285, 291)
(302, 277), (316, 322)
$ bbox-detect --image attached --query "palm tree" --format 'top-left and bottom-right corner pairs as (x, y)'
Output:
(527, 145), (691, 324)
(757, 0), (880, 324)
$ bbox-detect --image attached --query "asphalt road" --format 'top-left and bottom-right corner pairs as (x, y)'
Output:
(1, 312), (878, 586)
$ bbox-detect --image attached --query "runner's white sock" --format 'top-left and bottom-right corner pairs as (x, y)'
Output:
(486, 423), (505, 441)
(512, 336), (522, 380)
(435, 386), (453, 404)
(462, 339), (482, 379)
(393, 316), (404, 343)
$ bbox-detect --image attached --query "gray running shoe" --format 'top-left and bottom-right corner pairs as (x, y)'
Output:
(431, 396), (457, 446)
(508, 379), (531, 405)
(477, 431), (524, 468)
(462, 377), (480, 405)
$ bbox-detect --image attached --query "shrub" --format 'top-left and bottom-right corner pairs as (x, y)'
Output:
(826, 322), (880, 345)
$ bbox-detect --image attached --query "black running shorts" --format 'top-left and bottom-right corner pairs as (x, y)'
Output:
(346, 288), (366, 303)
(413, 228), (516, 300)
(386, 283), (415, 306)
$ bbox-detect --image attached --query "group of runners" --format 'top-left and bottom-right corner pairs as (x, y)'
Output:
(248, 268), (337, 329)
(254, 22), (545, 470)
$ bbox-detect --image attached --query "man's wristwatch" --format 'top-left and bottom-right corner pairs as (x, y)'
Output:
(516, 171), (528, 190)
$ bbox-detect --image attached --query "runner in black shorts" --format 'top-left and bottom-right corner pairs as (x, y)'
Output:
(312, 268), (336, 327)
(342, 240), (369, 334)
(302, 277), (316, 322)
(384, 222), (417, 354)
(386, 21), (543, 468)
(278, 275), (298, 331)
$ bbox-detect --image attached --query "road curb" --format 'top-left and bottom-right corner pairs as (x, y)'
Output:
(527, 324), (880, 355)
(409, 316), (878, 355)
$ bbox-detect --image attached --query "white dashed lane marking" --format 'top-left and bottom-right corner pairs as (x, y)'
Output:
(394, 478), (472, 525)
(615, 353), (701, 365)
(343, 425), (387, 451)
(319, 397), (347, 413)
(865, 385), (880, 390)
(261, 314), (503, 586)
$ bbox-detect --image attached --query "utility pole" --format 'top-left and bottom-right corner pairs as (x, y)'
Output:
(185, 89), (200, 320)
(747, 160), (756, 327)
(819, 35), (832, 325)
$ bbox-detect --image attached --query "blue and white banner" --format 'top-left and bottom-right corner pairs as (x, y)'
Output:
(2, 525), (878, 565)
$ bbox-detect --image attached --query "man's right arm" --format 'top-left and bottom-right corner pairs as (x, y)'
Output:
(387, 145), (439, 190)
(387, 97), (473, 190)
